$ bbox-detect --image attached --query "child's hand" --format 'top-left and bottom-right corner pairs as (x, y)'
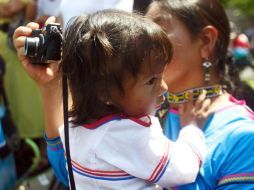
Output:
(179, 91), (212, 129)
(13, 16), (61, 88)
(13, 17), (64, 138)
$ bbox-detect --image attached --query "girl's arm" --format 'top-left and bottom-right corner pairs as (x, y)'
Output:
(14, 18), (69, 186)
(13, 16), (63, 138)
(44, 134), (68, 186)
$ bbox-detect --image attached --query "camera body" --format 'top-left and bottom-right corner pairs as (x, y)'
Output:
(25, 23), (62, 64)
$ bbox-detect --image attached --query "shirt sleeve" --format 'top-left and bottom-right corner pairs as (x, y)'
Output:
(94, 116), (206, 187)
(44, 133), (69, 187)
(215, 124), (254, 190)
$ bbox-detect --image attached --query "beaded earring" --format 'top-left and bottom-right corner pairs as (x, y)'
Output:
(203, 58), (212, 85)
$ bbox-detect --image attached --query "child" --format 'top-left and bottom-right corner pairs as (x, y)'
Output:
(14, 10), (210, 190)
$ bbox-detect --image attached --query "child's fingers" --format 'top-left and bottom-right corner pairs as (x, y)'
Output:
(13, 26), (32, 45)
(17, 47), (30, 65)
(202, 98), (211, 112)
(13, 22), (40, 50)
(14, 36), (27, 49)
(14, 19), (54, 58)
(45, 16), (56, 26)
(203, 109), (214, 119)
(196, 90), (207, 103)
(26, 22), (40, 29)
(195, 98), (211, 116)
(17, 46), (52, 71)
(195, 90), (207, 109)
(17, 46), (24, 57)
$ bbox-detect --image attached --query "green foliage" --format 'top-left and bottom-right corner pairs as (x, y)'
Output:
(221, 0), (254, 16)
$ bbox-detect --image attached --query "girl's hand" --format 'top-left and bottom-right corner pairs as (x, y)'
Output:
(14, 17), (64, 138)
(13, 16), (61, 88)
(179, 91), (212, 128)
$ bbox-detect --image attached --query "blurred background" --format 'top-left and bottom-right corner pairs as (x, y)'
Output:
(0, 0), (253, 190)
(222, 0), (254, 109)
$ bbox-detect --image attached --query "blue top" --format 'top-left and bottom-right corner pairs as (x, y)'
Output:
(164, 96), (254, 190)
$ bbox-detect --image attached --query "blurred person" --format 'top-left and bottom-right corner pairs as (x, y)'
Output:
(0, 0), (36, 48)
(0, 1), (47, 184)
(0, 0), (35, 22)
(0, 54), (17, 190)
(0, 0), (42, 139)
(0, 1), (36, 188)
(230, 33), (254, 111)
(232, 33), (253, 70)
(145, 0), (254, 189)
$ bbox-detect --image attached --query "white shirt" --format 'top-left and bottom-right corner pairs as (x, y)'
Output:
(59, 114), (206, 190)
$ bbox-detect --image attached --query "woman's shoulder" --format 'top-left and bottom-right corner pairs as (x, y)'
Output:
(228, 120), (254, 140)
(204, 94), (254, 139)
(211, 94), (254, 121)
(210, 109), (254, 150)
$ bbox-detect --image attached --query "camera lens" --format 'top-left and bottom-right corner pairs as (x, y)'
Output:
(25, 37), (40, 57)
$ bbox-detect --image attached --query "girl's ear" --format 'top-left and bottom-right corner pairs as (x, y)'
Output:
(199, 26), (218, 59)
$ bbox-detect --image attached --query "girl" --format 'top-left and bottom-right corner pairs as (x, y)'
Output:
(14, 10), (210, 189)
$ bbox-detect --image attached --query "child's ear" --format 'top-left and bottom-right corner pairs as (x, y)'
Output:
(199, 26), (218, 58)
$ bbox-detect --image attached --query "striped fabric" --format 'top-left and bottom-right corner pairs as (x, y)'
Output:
(217, 172), (254, 186)
(148, 141), (170, 183)
(44, 133), (63, 151)
(71, 160), (135, 181)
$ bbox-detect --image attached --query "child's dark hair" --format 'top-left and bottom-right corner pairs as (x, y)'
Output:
(149, 0), (241, 95)
(62, 9), (172, 125)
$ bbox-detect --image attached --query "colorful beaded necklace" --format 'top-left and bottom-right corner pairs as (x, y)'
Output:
(166, 84), (225, 104)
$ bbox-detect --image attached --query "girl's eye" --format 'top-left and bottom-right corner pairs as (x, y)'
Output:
(146, 77), (156, 85)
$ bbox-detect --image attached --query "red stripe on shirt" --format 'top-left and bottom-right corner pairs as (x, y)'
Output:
(148, 141), (170, 182)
